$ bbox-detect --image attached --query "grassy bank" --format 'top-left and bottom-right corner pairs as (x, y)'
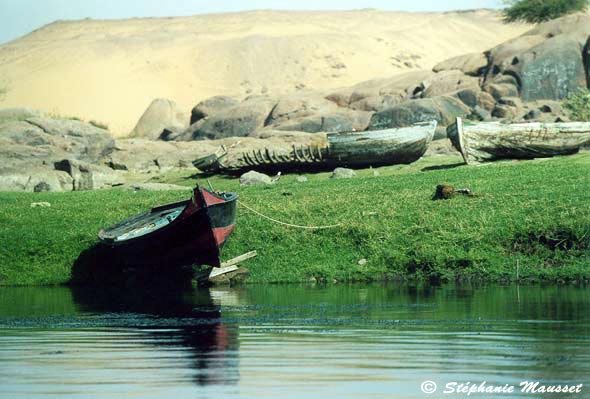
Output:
(1, 153), (589, 286)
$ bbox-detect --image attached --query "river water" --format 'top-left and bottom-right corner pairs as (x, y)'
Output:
(0, 284), (588, 399)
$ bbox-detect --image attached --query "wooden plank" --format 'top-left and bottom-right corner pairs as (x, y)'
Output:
(220, 250), (257, 268)
(209, 264), (239, 279)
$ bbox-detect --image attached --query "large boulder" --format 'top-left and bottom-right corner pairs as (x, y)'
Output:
(130, 98), (189, 140)
(369, 96), (471, 130)
(265, 93), (338, 125)
(326, 71), (433, 109)
(432, 53), (488, 76)
(0, 168), (73, 192)
(190, 96), (239, 125)
(0, 116), (115, 169)
(106, 139), (215, 172)
(0, 108), (44, 124)
(269, 109), (372, 133)
(452, 87), (496, 111)
(483, 13), (590, 102)
(186, 96), (276, 140)
(54, 159), (125, 191)
(419, 70), (480, 99)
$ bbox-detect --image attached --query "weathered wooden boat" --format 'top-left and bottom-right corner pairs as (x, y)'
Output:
(194, 121), (437, 173)
(447, 117), (590, 165)
(98, 186), (238, 268)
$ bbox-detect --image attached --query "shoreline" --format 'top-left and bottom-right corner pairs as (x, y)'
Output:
(1, 154), (589, 287)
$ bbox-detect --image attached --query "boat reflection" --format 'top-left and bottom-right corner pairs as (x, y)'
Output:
(70, 286), (240, 387)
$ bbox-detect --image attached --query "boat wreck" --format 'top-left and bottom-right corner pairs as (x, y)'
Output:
(447, 117), (590, 165)
(194, 121), (437, 174)
(98, 186), (238, 268)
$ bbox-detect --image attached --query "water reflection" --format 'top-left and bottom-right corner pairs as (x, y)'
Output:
(70, 286), (240, 387)
(0, 284), (589, 399)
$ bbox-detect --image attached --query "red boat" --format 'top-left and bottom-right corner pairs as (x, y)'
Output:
(98, 186), (238, 268)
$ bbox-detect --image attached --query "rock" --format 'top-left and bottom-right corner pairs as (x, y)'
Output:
(271, 110), (372, 133)
(54, 159), (125, 191)
(266, 93), (337, 125)
(326, 71), (433, 107)
(348, 95), (401, 113)
(262, 92), (372, 133)
(34, 182), (51, 192)
(432, 52), (489, 76)
(524, 109), (542, 120)
(492, 105), (517, 119)
(125, 183), (192, 191)
(0, 108), (43, 124)
(485, 83), (519, 101)
(484, 13), (590, 102)
(330, 167), (356, 179)
(539, 102), (562, 114)
(499, 97), (523, 109)
(30, 202), (51, 208)
(130, 98), (189, 140)
(107, 139), (212, 172)
(190, 96), (239, 125)
(0, 169), (73, 192)
(369, 96), (470, 130)
(471, 106), (492, 121)
(453, 88), (496, 111)
(188, 96), (276, 140)
(240, 170), (273, 186)
(295, 175), (308, 183)
(0, 117), (115, 168)
(420, 70), (480, 98)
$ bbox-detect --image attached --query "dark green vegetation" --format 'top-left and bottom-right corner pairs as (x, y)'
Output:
(564, 88), (590, 122)
(1, 154), (589, 286)
(503, 0), (588, 23)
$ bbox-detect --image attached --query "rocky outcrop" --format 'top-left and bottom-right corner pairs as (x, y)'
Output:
(0, 108), (44, 124)
(54, 159), (125, 191)
(181, 96), (277, 140)
(418, 70), (480, 99)
(432, 52), (489, 76)
(0, 113), (119, 192)
(131, 98), (189, 140)
(483, 13), (590, 103)
(369, 96), (471, 130)
(0, 168), (73, 192)
(0, 117), (115, 170)
(326, 71), (433, 109)
(190, 96), (239, 125)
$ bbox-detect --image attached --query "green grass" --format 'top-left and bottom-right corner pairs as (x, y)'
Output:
(1, 153), (589, 286)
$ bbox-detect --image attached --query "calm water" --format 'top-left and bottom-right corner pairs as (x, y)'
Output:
(0, 284), (589, 399)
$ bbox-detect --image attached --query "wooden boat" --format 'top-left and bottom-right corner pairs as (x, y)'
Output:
(325, 120), (437, 167)
(194, 121), (437, 173)
(447, 117), (590, 165)
(98, 186), (238, 268)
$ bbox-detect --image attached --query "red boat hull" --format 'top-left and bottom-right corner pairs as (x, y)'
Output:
(99, 187), (237, 268)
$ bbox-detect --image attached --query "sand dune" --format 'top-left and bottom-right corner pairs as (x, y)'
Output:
(0, 9), (529, 136)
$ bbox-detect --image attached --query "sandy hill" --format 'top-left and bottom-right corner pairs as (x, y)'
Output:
(0, 9), (529, 136)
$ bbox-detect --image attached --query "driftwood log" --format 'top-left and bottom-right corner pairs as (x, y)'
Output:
(447, 117), (590, 165)
(194, 121), (437, 173)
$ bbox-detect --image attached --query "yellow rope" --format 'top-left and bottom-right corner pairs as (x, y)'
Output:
(238, 201), (342, 230)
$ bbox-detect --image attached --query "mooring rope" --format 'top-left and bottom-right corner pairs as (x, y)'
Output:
(238, 200), (342, 230)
